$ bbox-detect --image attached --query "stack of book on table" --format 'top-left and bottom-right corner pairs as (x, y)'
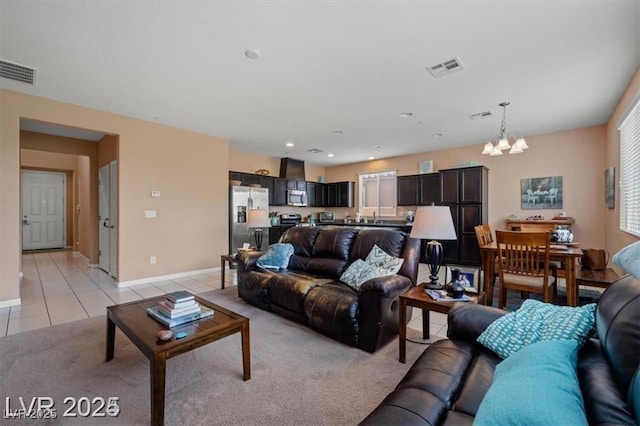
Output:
(147, 291), (214, 327)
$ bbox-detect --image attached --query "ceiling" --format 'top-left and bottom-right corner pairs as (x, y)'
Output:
(1, 1), (639, 166)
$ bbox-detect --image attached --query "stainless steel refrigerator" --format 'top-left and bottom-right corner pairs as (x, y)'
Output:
(229, 186), (270, 254)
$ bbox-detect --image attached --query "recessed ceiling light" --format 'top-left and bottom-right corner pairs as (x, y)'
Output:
(333, 130), (343, 135)
(368, 156), (375, 160)
(373, 145), (381, 149)
(327, 153), (334, 157)
(245, 49), (261, 59)
(285, 142), (294, 147)
(400, 112), (413, 118)
(432, 133), (444, 138)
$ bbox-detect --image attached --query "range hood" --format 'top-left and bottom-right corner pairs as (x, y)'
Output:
(279, 157), (306, 181)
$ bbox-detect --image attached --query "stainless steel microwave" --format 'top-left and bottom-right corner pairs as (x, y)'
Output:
(287, 190), (307, 206)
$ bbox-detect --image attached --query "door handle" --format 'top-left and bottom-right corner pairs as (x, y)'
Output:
(22, 219), (30, 226)
(103, 218), (110, 228)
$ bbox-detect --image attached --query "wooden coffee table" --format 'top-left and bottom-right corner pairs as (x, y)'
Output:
(399, 284), (485, 363)
(106, 294), (250, 425)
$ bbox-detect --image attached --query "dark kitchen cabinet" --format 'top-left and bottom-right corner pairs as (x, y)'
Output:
(326, 181), (354, 208)
(269, 225), (294, 245)
(397, 175), (419, 206)
(286, 180), (306, 191)
(439, 166), (488, 267)
(229, 171), (242, 182)
(271, 178), (287, 206)
(419, 173), (441, 206)
(315, 183), (327, 207)
(306, 182), (317, 207)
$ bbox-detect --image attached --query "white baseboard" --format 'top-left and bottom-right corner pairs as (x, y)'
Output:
(0, 298), (21, 308)
(73, 251), (99, 268)
(117, 267), (219, 288)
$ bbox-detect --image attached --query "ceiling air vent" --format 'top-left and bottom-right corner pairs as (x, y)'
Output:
(469, 111), (494, 120)
(307, 148), (324, 154)
(0, 59), (37, 85)
(426, 57), (464, 79)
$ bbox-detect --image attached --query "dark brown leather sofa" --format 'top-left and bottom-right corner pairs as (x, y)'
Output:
(360, 273), (640, 425)
(235, 226), (420, 353)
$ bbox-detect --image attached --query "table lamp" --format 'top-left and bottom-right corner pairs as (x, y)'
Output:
(247, 208), (271, 250)
(409, 206), (457, 290)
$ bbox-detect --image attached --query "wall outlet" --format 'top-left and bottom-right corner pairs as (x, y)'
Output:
(150, 256), (157, 264)
(145, 210), (157, 218)
(150, 190), (160, 198)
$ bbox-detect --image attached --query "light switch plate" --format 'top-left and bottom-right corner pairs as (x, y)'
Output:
(145, 210), (157, 218)
(150, 190), (160, 198)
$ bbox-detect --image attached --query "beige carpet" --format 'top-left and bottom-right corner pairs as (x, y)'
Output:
(0, 287), (425, 425)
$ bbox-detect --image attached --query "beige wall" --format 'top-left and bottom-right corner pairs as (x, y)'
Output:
(1, 90), (229, 305)
(326, 126), (608, 249)
(605, 67), (640, 257)
(98, 134), (118, 168)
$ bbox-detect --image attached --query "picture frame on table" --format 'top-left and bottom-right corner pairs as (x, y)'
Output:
(445, 264), (480, 293)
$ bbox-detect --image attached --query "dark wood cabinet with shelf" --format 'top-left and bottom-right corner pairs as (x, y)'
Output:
(286, 180), (306, 191)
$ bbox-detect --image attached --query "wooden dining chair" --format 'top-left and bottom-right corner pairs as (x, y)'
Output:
(475, 224), (498, 293)
(495, 230), (554, 309)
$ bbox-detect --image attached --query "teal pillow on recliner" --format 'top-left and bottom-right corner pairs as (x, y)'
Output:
(477, 299), (596, 359)
(474, 339), (588, 426)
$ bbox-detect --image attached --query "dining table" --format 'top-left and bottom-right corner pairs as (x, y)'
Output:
(479, 241), (584, 307)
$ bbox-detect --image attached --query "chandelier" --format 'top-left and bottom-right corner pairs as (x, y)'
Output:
(481, 102), (528, 156)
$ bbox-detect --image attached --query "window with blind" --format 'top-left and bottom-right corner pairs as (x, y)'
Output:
(359, 170), (397, 217)
(618, 94), (640, 237)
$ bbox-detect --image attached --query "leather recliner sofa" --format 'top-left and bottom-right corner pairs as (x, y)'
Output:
(360, 273), (640, 425)
(235, 226), (420, 353)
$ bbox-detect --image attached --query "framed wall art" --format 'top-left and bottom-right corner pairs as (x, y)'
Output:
(419, 160), (434, 174)
(520, 176), (563, 210)
(605, 166), (615, 209)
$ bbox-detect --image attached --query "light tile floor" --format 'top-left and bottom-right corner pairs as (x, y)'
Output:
(1, 251), (446, 339)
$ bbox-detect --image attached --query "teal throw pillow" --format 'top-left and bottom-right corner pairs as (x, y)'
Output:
(365, 244), (404, 275)
(340, 259), (390, 290)
(256, 243), (294, 270)
(474, 339), (588, 426)
(612, 240), (640, 280)
(477, 299), (596, 359)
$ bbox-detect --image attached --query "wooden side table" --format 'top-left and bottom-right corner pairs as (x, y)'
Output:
(576, 267), (620, 290)
(399, 284), (486, 363)
(220, 254), (237, 289)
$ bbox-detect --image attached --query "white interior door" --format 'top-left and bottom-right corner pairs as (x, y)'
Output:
(99, 161), (118, 278)
(109, 160), (118, 278)
(99, 164), (110, 273)
(22, 171), (66, 250)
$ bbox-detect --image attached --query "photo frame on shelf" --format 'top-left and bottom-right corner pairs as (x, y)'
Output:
(605, 166), (615, 209)
(419, 160), (434, 174)
(445, 264), (480, 293)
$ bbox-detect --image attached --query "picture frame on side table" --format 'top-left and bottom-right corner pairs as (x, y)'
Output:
(445, 265), (480, 293)
(605, 166), (615, 209)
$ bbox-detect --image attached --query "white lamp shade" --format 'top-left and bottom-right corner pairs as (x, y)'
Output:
(509, 145), (524, 154)
(247, 209), (271, 228)
(409, 206), (457, 240)
(481, 142), (494, 155)
(489, 145), (503, 156)
(496, 138), (511, 151)
(513, 137), (529, 150)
